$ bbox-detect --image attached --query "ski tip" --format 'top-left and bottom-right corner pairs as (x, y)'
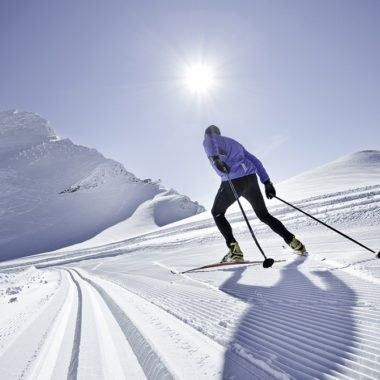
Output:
(377, 251), (380, 259)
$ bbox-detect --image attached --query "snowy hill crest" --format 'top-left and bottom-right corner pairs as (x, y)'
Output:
(277, 150), (380, 201)
(0, 110), (204, 260)
(60, 160), (137, 193)
(0, 110), (57, 157)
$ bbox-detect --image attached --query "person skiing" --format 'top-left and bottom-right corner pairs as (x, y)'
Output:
(203, 125), (306, 263)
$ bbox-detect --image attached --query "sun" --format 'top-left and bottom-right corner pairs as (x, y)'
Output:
(185, 64), (214, 93)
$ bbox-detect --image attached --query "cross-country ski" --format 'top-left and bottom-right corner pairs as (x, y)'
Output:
(170, 260), (287, 274)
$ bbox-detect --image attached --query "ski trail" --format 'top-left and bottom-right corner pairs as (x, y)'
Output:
(71, 268), (174, 379)
(91, 256), (380, 379)
(0, 269), (76, 380)
(68, 269), (146, 380)
(72, 268), (242, 380)
(65, 269), (83, 380)
(27, 270), (77, 380)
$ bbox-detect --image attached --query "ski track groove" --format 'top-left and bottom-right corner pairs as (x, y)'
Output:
(64, 269), (83, 380)
(67, 270), (147, 379)
(69, 268), (174, 380)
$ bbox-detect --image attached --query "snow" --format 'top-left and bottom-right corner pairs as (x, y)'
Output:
(0, 110), (57, 159)
(0, 116), (380, 379)
(0, 110), (204, 260)
(276, 150), (380, 201)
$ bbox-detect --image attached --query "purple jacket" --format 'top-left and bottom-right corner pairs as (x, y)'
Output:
(203, 134), (270, 183)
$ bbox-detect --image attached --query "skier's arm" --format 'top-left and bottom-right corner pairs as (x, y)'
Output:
(243, 149), (270, 184)
(203, 136), (230, 173)
(244, 149), (276, 198)
(203, 134), (219, 157)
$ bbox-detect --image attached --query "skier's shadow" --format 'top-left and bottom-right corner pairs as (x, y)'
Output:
(220, 258), (356, 379)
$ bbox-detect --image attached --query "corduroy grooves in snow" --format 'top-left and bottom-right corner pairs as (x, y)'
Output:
(0, 112), (379, 379)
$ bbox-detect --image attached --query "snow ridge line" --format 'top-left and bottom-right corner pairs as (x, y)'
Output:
(69, 268), (174, 380)
(64, 269), (83, 380)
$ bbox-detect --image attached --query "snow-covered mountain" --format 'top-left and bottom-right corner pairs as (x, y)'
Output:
(0, 110), (204, 261)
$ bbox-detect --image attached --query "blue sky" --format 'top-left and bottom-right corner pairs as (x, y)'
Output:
(1, 0), (379, 208)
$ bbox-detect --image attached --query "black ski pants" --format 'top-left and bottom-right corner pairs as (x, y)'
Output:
(211, 174), (294, 247)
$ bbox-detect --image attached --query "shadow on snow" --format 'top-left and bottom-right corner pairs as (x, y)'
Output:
(220, 257), (356, 379)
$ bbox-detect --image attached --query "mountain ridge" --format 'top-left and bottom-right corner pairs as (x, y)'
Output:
(0, 110), (204, 261)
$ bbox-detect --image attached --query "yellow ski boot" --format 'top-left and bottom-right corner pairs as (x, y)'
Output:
(290, 236), (308, 256)
(221, 242), (244, 263)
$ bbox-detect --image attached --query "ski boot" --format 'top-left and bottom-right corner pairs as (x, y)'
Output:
(289, 236), (308, 256)
(221, 242), (244, 263)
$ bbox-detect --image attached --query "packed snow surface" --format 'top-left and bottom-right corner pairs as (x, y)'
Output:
(1, 141), (380, 378)
(0, 110), (204, 260)
(276, 150), (380, 200)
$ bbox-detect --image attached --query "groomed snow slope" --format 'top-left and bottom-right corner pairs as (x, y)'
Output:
(276, 150), (380, 201)
(0, 150), (379, 379)
(0, 110), (204, 261)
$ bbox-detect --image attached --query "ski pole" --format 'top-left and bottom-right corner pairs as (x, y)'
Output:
(274, 195), (380, 259)
(224, 170), (275, 268)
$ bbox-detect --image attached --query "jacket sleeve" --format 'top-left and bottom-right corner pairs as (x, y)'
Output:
(203, 135), (219, 158)
(244, 149), (270, 184)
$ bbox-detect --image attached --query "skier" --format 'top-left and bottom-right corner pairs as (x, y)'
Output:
(203, 125), (306, 263)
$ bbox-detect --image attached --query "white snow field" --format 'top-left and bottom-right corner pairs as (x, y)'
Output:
(0, 110), (204, 261)
(1, 133), (380, 378)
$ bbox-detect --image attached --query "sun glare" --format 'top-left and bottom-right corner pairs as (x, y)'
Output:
(185, 64), (214, 93)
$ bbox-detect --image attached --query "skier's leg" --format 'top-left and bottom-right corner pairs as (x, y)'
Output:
(211, 182), (237, 247)
(212, 179), (247, 262)
(242, 175), (294, 244)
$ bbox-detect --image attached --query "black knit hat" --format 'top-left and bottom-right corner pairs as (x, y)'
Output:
(204, 125), (221, 137)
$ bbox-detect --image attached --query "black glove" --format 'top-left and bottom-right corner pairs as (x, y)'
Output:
(264, 180), (276, 199)
(211, 156), (230, 174)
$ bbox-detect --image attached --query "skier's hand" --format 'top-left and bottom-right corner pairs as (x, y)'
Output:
(265, 180), (276, 199)
(212, 156), (231, 174)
